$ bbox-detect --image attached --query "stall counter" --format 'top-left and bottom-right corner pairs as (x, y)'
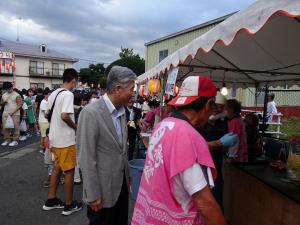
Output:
(224, 162), (300, 225)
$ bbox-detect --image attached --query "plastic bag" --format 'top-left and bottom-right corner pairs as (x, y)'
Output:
(5, 115), (14, 129)
(20, 119), (27, 132)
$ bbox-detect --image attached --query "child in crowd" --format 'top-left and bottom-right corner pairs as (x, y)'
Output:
(23, 89), (40, 137)
(225, 99), (248, 162)
(19, 94), (28, 141)
(38, 89), (50, 154)
(43, 128), (53, 187)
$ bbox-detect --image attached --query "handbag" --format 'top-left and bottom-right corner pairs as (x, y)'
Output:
(20, 119), (27, 132)
(4, 115), (14, 129)
(47, 89), (66, 123)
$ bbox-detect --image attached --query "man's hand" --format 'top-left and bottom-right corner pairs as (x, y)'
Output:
(89, 197), (102, 212)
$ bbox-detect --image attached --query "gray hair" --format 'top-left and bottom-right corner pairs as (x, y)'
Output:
(106, 66), (137, 93)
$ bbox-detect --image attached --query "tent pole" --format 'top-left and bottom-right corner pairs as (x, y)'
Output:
(262, 84), (269, 137)
(255, 83), (258, 109)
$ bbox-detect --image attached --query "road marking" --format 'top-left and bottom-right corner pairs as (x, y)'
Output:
(0, 143), (39, 159)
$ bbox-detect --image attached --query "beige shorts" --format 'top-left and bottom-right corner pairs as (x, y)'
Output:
(39, 122), (49, 137)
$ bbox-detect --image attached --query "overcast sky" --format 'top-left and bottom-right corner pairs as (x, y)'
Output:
(0, 0), (255, 69)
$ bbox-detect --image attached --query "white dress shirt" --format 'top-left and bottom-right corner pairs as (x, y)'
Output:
(267, 100), (277, 122)
(127, 107), (135, 121)
(103, 94), (125, 145)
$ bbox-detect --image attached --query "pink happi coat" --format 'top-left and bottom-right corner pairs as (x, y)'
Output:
(132, 117), (216, 225)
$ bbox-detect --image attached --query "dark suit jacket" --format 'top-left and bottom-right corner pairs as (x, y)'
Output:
(125, 106), (141, 138)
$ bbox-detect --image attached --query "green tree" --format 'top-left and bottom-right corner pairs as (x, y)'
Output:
(79, 63), (107, 88)
(119, 47), (135, 58)
(106, 47), (145, 76)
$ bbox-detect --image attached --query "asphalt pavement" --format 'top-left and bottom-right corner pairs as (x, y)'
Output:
(0, 134), (40, 156)
(0, 139), (135, 225)
(0, 141), (88, 225)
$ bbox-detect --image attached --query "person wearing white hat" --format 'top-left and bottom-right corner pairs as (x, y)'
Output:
(132, 76), (228, 225)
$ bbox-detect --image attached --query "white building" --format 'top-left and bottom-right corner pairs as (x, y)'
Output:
(0, 37), (78, 90)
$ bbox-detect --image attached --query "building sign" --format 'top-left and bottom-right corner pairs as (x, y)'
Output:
(165, 68), (178, 95)
(0, 51), (13, 59)
(0, 52), (15, 74)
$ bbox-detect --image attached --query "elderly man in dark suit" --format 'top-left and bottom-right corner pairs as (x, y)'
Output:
(77, 66), (136, 225)
(125, 98), (141, 160)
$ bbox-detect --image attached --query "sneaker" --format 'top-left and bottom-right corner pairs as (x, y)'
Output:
(39, 149), (45, 155)
(19, 136), (27, 141)
(26, 133), (32, 138)
(74, 180), (82, 185)
(8, 141), (18, 147)
(36, 131), (41, 136)
(42, 198), (65, 210)
(1, 141), (9, 146)
(61, 201), (83, 216)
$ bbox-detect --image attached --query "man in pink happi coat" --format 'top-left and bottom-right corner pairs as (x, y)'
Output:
(132, 76), (227, 225)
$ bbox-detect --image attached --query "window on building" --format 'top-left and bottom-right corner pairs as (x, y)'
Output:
(29, 61), (44, 75)
(52, 63), (65, 76)
(0, 58), (13, 74)
(159, 49), (168, 62)
(30, 83), (44, 89)
(40, 44), (47, 53)
(52, 83), (61, 90)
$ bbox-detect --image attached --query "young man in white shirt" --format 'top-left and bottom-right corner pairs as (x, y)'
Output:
(42, 68), (82, 215)
(267, 93), (278, 122)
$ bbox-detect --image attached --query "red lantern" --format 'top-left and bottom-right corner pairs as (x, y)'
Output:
(139, 85), (145, 97)
(12, 60), (16, 71)
(5, 63), (9, 71)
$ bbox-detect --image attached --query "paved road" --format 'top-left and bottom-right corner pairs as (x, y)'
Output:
(0, 141), (135, 225)
(0, 142), (88, 225)
(0, 135), (40, 156)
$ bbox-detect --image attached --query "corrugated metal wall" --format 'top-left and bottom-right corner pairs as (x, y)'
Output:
(145, 24), (216, 70)
(226, 86), (300, 107)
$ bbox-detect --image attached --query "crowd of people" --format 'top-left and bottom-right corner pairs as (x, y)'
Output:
(0, 65), (278, 224)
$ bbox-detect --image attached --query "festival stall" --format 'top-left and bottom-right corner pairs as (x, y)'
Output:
(137, 0), (300, 224)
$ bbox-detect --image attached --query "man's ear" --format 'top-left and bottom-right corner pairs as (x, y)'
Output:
(205, 100), (215, 113)
(115, 85), (122, 93)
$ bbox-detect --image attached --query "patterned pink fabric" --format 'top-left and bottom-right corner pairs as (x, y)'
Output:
(228, 117), (248, 162)
(144, 110), (156, 125)
(132, 117), (216, 225)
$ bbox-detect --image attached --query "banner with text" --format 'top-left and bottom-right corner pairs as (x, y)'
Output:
(165, 67), (178, 95)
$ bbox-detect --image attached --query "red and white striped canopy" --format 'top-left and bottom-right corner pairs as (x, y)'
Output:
(138, 0), (300, 88)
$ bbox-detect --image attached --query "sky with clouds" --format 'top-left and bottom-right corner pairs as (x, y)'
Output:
(0, 0), (256, 69)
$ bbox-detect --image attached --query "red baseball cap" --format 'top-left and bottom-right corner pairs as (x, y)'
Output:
(168, 76), (217, 106)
